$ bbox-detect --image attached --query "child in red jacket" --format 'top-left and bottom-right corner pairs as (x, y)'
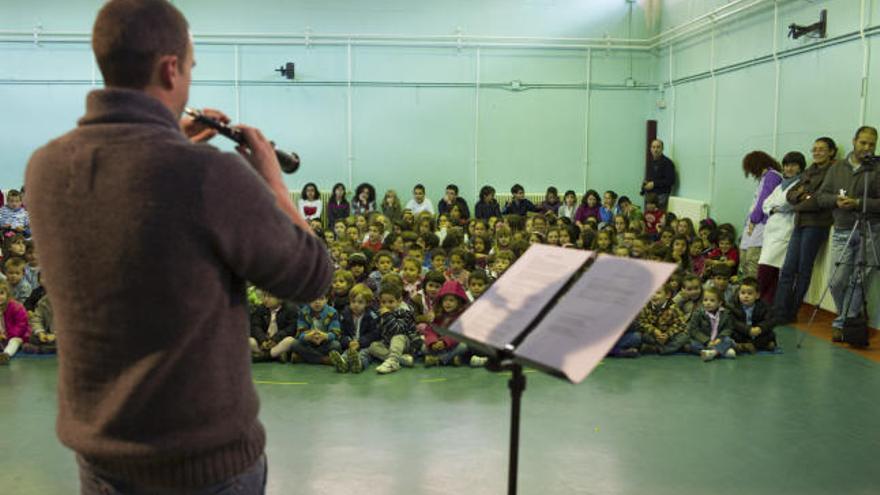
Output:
(421, 280), (471, 367)
(0, 280), (30, 365)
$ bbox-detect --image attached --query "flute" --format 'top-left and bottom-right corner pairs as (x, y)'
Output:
(184, 107), (300, 174)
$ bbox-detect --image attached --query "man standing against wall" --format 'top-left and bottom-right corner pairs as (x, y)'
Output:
(26, 1), (333, 493)
(642, 139), (676, 209)
(814, 126), (879, 342)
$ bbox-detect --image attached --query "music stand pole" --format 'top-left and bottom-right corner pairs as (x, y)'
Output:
(507, 363), (527, 495)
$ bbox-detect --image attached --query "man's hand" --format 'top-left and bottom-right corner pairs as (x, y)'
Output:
(431, 341), (446, 351)
(836, 197), (859, 210)
(235, 125), (283, 185)
(349, 341), (360, 351)
(644, 181), (654, 190)
(180, 108), (229, 143)
(749, 326), (762, 337)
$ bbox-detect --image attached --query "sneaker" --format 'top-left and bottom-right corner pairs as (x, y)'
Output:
(831, 329), (844, 342)
(347, 348), (364, 374)
(329, 350), (348, 373)
(700, 349), (718, 362)
(470, 356), (489, 367)
(724, 348), (737, 359)
(766, 341), (777, 352)
(0, 352), (9, 366)
(399, 354), (415, 367)
(452, 356), (462, 366)
(424, 355), (440, 367)
(376, 358), (401, 374)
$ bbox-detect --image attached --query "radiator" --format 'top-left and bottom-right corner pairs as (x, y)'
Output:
(667, 196), (709, 221)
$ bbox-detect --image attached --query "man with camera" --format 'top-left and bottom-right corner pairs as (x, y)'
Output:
(814, 126), (879, 342)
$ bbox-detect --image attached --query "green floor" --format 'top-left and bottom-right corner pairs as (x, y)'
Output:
(2, 326), (878, 495)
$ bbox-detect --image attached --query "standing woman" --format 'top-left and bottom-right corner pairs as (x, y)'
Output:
(773, 137), (837, 323)
(739, 151), (783, 279)
(326, 182), (350, 227)
(756, 151), (805, 304)
(351, 182), (376, 217)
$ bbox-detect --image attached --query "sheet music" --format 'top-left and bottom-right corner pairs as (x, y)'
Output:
(514, 255), (676, 384)
(447, 245), (592, 349)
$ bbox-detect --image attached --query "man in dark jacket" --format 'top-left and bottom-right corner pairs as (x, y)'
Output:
(642, 139), (676, 209)
(25, 1), (333, 493)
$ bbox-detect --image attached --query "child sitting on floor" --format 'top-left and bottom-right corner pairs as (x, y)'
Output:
(687, 287), (736, 362)
(638, 283), (689, 355)
(248, 290), (299, 362)
(330, 283), (380, 374)
(673, 274), (703, 324)
(291, 294), (342, 365)
(421, 280), (484, 367)
(330, 270), (354, 314)
(730, 277), (779, 353)
(3, 257), (32, 303)
(371, 283), (419, 374)
(0, 280), (30, 365)
(25, 287), (55, 354)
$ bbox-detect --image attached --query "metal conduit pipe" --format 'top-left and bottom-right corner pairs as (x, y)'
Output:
(0, 78), (658, 90)
(663, 24), (880, 88)
(650, 0), (782, 49)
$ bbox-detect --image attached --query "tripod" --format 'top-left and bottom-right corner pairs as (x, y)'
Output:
(798, 159), (879, 348)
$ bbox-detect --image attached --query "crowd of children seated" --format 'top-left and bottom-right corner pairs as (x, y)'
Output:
(0, 181), (781, 368)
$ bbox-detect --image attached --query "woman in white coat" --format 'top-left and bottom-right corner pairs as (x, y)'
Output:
(756, 151), (805, 304)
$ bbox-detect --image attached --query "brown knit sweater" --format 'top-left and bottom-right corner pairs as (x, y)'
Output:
(25, 89), (333, 488)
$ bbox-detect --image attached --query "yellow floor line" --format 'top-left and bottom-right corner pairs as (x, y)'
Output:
(253, 380), (309, 385)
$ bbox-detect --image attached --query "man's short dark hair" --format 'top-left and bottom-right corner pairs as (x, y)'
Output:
(446, 184), (459, 195)
(92, 0), (190, 89)
(511, 184), (524, 194)
(413, 184), (425, 193)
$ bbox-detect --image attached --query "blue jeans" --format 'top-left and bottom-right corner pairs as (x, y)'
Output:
(79, 454), (267, 495)
(773, 225), (830, 321)
(829, 225), (879, 328)
(428, 342), (468, 365)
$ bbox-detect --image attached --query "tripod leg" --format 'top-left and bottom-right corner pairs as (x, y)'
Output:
(797, 224), (860, 348)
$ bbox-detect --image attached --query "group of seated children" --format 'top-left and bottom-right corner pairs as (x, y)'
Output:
(0, 184), (783, 369)
(243, 188), (781, 371)
(0, 189), (55, 365)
